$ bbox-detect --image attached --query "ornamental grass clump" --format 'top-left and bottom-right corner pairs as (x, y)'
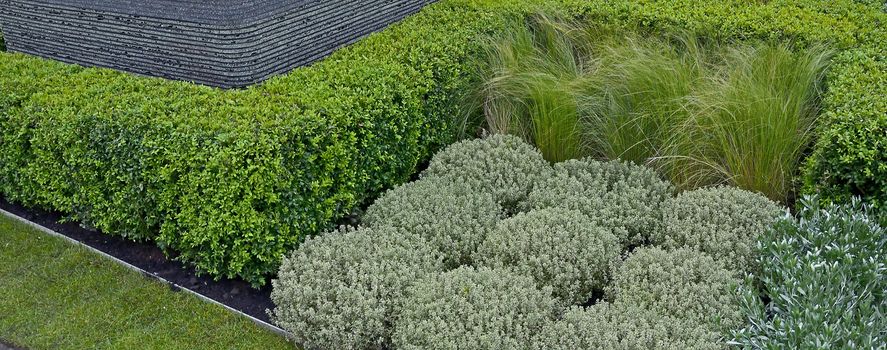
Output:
(393, 266), (558, 350)
(420, 134), (552, 211)
(653, 186), (786, 274)
(270, 226), (443, 350)
(475, 208), (620, 305)
(609, 247), (744, 332)
(468, 14), (590, 163)
(527, 158), (672, 247)
(732, 197), (887, 348)
(535, 302), (723, 350)
(363, 179), (502, 267)
(470, 17), (834, 204)
(674, 43), (832, 201)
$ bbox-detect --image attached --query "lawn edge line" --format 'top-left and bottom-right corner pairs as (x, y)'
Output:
(0, 208), (295, 342)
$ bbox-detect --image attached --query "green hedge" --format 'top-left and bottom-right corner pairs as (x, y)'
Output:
(1, 0), (883, 285)
(0, 0), (559, 285)
(803, 41), (887, 215)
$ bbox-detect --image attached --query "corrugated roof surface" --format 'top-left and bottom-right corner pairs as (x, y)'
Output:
(0, 0), (434, 87)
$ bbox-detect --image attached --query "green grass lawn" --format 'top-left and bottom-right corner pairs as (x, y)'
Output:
(0, 214), (295, 350)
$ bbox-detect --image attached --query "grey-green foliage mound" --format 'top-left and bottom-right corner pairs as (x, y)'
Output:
(535, 302), (723, 350)
(476, 208), (620, 305)
(271, 226), (443, 350)
(421, 134), (553, 210)
(653, 186), (785, 274)
(732, 197), (887, 348)
(609, 247), (743, 332)
(527, 158), (673, 247)
(363, 178), (502, 267)
(393, 266), (557, 350)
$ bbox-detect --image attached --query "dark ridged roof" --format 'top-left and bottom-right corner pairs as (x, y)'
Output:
(0, 0), (434, 87)
(24, 0), (313, 26)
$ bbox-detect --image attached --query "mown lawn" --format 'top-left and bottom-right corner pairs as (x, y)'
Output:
(0, 214), (294, 350)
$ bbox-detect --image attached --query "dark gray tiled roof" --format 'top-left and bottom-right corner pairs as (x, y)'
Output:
(22, 0), (310, 26)
(0, 0), (434, 87)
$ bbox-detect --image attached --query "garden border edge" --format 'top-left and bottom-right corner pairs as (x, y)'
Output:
(0, 208), (295, 342)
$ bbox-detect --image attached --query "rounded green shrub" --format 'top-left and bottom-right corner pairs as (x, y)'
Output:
(527, 158), (673, 247)
(420, 134), (553, 210)
(362, 178), (502, 267)
(270, 225), (443, 350)
(393, 266), (557, 350)
(534, 303), (722, 350)
(608, 247), (743, 331)
(475, 208), (620, 305)
(653, 186), (785, 273)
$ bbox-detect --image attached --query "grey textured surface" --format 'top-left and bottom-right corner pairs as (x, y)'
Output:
(0, 0), (435, 87)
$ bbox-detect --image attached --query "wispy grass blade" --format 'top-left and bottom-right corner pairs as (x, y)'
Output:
(468, 16), (832, 203)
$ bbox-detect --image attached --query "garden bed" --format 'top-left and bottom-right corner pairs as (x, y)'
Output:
(0, 0), (434, 87)
(0, 0), (882, 289)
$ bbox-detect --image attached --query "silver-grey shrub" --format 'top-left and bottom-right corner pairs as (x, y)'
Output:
(608, 247), (743, 332)
(393, 266), (557, 350)
(653, 186), (785, 274)
(475, 208), (620, 305)
(420, 134), (553, 210)
(527, 158), (673, 247)
(534, 302), (723, 350)
(363, 178), (502, 267)
(270, 226), (443, 350)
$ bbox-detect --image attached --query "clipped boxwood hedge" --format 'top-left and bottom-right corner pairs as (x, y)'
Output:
(1, 0), (883, 285)
(0, 0), (558, 285)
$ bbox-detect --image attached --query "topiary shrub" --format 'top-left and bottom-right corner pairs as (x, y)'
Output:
(527, 158), (673, 247)
(270, 225), (443, 350)
(363, 178), (502, 267)
(475, 208), (620, 305)
(653, 186), (786, 274)
(608, 247), (743, 332)
(393, 266), (557, 350)
(535, 302), (723, 350)
(420, 134), (553, 211)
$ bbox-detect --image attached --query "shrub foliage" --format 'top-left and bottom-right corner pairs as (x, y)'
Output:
(393, 266), (557, 350)
(272, 136), (781, 349)
(654, 186), (785, 274)
(536, 303), (724, 350)
(608, 247), (744, 332)
(420, 134), (552, 210)
(270, 226), (443, 350)
(731, 197), (887, 348)
(363, 179), (502, 267)
(476, 208), (620, 305)
(527, 158), (672, 247)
